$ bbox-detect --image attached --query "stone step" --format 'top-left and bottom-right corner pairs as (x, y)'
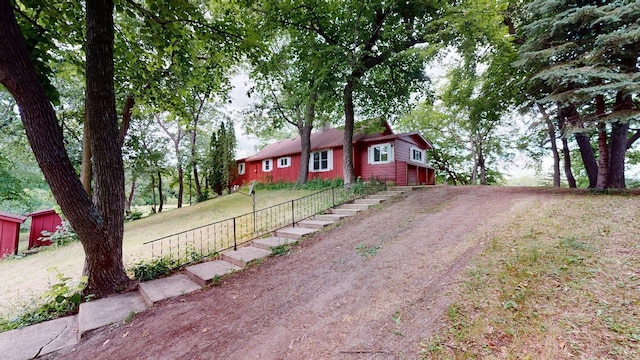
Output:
(275, 226), (318, 240)
(338, 203), (371, 210)
(138, 274), (201, 307)
(365, 194), (395, 200)
(297, 219), (335, 229)
(221, 246), (271, 267)
(378, 190), (404, 196)
(329, 208), (362, 215)
(0, 314), (80, 358)
(353, 198), (383, 205)
(79, 291), (147, 337)
(185, 260), (241, 286)
(313, 213), (349, 221)
(252, 236), (297, 251)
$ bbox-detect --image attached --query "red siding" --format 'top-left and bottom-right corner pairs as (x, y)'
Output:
(27, 209), (62, 249)
(0, 212), (26, 258)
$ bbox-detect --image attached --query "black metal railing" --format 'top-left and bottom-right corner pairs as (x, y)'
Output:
(142, 176), (387, 269)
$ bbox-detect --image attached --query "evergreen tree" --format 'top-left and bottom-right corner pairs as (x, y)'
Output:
(207, 121), (237, 195)
(516, 0), (640, 189)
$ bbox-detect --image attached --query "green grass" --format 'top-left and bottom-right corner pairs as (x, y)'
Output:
(420, 194), (640, 359)
(0, 189), (315, 321)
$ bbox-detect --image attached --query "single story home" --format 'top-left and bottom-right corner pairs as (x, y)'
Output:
(234, 121), (436, 186)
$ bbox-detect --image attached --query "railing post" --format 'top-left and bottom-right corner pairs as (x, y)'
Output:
(233, 218), (237, 251)
(291, 200), (295, 227)
(332, 187), (335, 207)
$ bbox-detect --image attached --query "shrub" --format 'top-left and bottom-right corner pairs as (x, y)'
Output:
(128, 256), (181, 281)
(0, 270), (88, 332)
(38, 220), (78, 247)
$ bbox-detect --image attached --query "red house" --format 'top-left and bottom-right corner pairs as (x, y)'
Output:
(235, 122), (436, 186)
(0, 212), (26, 258)
(27, 209), (62, 249)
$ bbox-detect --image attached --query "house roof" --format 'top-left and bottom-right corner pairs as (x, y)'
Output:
(246, 128), (369, 161)
(243, 122), (431, 162)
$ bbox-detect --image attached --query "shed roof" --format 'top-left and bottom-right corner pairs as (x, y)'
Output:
(0, 212), (27, 223)
(27, 209), (58, 217)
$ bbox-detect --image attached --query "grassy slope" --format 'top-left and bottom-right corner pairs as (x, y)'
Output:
(421, 193), (640, 359)
(0, 189), (314, 319)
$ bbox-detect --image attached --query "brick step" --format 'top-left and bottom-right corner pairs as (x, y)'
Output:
(221, 246), (271, 268)
(252, 236), (297, 251)
(297, 219), (336, 229)
(275, 226), (318, 240)
(185, 260), (241, 286)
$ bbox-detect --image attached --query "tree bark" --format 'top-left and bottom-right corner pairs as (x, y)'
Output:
(561, 137), (576, 188)
(126, 172), (136, 212)
(80, 116), (92, 196)
(0, 0), (130, 296)
(574, 132), (597, 188)
(342, 80), (356, 185)
(119, 94), (134, 145)
(150, 174), (157, 213)
(297, 92), (316, 185)
(608, 120), (628, 189)
(157, 170), (164, 212)
(596, 122), (609, 190)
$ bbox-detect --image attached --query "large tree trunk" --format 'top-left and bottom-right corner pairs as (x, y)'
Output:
(342, 80), (356, 185)
(0, 0), (130, 296)
(83, 0), (131, 294)
(81, 116), (92, 196)
(574, 132), (598, 188)
(607, 92), (632, 189)
(596, 122), (609, 190)
(150, 174), (157, 214)
(608, 120), (629, 189)
(561, 137), (576, 188)
(297, 92), (316, 185)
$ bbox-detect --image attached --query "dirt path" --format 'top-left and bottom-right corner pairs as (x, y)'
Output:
(52, 186), (541, 359)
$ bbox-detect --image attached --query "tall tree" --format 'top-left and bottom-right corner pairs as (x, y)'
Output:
(516, 0), (640, 189)
(0, 0), (131, 295)
(255, 0), (446, 185)
(207, 120), (237, 195)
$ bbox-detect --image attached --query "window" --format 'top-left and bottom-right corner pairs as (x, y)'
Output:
(368, 143), (394, 164)
(238, 163), (245, 175)
(310, 149), (333, 172)
(262, 159), (273, 172)
(410, 146), (425, 163)
(278, 157), (291, 168)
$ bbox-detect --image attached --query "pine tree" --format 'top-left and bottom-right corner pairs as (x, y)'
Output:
(207, 121), (237, 195)
(516, 0), (640, 189)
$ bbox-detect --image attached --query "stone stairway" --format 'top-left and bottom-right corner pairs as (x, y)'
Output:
(0, 186), (418, 360)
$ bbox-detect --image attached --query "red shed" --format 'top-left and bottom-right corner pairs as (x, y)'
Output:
(0, 212), (27, 258)
(27, 209), (62, 249)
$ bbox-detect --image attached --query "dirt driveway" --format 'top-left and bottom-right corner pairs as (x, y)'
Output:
(53, 186), (541, 359)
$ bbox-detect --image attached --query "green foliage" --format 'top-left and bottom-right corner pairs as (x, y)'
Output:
(207, 120), (237, 196)
(125, 208), (144, 221)
(128, 256), (181, 282)
(0, 270), (88, 332)
(38, 220), (79, 247)
(252, 177), (343, 191)
(355, 244), (382, 260)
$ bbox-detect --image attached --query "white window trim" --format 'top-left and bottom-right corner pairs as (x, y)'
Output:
(410, 146), (426, 164)
(368, 143), (394, 164)
(238, 162), (246, 175)
(262, 159), (273, 172)
(309, 149), (333, 172)
(277, 156), (291, 168)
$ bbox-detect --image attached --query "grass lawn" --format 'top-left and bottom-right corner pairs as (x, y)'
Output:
(420, 193), (640, 359)
(0, 189), (315, 320)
